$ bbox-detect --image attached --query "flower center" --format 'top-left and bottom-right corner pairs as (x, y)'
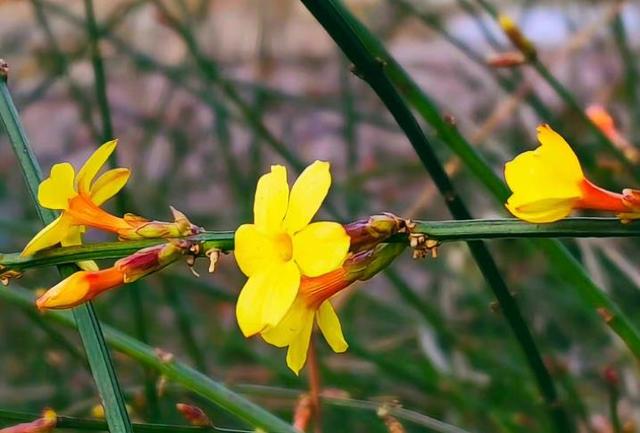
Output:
(274, 232), (293, 261)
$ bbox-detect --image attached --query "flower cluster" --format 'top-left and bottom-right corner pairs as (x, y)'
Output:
(18, 142), (409, 375)
(23, 121), (639, 376)
(505, 123), (640, 223)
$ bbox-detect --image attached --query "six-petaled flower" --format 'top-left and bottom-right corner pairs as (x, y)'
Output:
(234, 161), (350, 337)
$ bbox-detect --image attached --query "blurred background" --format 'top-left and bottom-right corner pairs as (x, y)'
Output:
(1, 0), (640, 432)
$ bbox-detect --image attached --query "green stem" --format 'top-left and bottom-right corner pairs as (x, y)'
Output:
(6, 219), (640, 273)
(1, 231), (234, 272)
(83, 0), (160, 417)
(0, 66), (134, 433)
(298, 1), (573, 432)
(0, 287), (302, 433)
(318, 0), (640, 368)
(611, 9), (640, 136)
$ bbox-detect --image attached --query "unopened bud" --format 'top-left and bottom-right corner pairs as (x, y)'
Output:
(120, 207), (202, 240)
(119, 242), (185, 283)
(498, 15), (537, 60)
(37, 242), (188, 310)
(344, 213), (406, 253)
(487, 51), (526, 68)
(587, 105), (640, 164)
(0, 409), (56, 433)
(176, 403), (211, 427)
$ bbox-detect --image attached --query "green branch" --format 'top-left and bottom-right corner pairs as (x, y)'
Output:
(5, 219), (640, 274)
(0, 287), (300, 433)
(0, 62), (134, 433)
(297, 1), (573, 431)
(310, 0), (640, 375)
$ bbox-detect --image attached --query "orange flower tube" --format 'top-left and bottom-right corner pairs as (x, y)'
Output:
(36, 242), (186, 310)
(261, 241), (407, 374)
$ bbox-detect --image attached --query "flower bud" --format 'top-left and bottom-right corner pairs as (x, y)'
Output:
(486, 51), (526, 68)
(343, 213), (406, 253)
(176, 403), (211, 427)
(0, 409), (56, 433)
(119, 207), (202, 240)
(37, 242), (187, 309)
(498, 15), (537, 60)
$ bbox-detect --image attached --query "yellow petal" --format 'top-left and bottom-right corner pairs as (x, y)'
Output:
(262, 297), (310, 347)
(60, 226), (99, 271)
(90, 168), (130, 205)
(504, 125), (584, 222)
(236, 261), (300, 336)
(36, 272), (91, 310)
(262, 260), (301, 327)
(536, 124), (583, 181)
(38, 163), (77, 210)
(316, 301), (348, 353)
(254, 165), (289, 233)
(76, 140), (118, 195)
(283, 161), (331, 234)
(285, 311), (314, 375)
(234, 224), (279, 277)
(236, 272), (270, 337)
(293, 221), (350, 277)
(506, 198), (576, 223)
(21, 215), (72, 256)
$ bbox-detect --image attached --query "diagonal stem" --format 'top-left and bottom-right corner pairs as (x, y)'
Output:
(0, 67), (133, 433)
(296, 1), (573, 431)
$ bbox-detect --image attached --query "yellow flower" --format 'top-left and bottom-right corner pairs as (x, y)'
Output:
(262, 269), (350, 374)
(505, 124), (628, 223)
(263, 241), (407, 374)
(21, 140), (130, 260)
(234, 161), (350, 337)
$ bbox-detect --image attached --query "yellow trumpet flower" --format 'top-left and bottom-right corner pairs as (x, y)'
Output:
(505, 124), (632, 223)
(234, 161), (350, 337)
(21, 140), (129, 261)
